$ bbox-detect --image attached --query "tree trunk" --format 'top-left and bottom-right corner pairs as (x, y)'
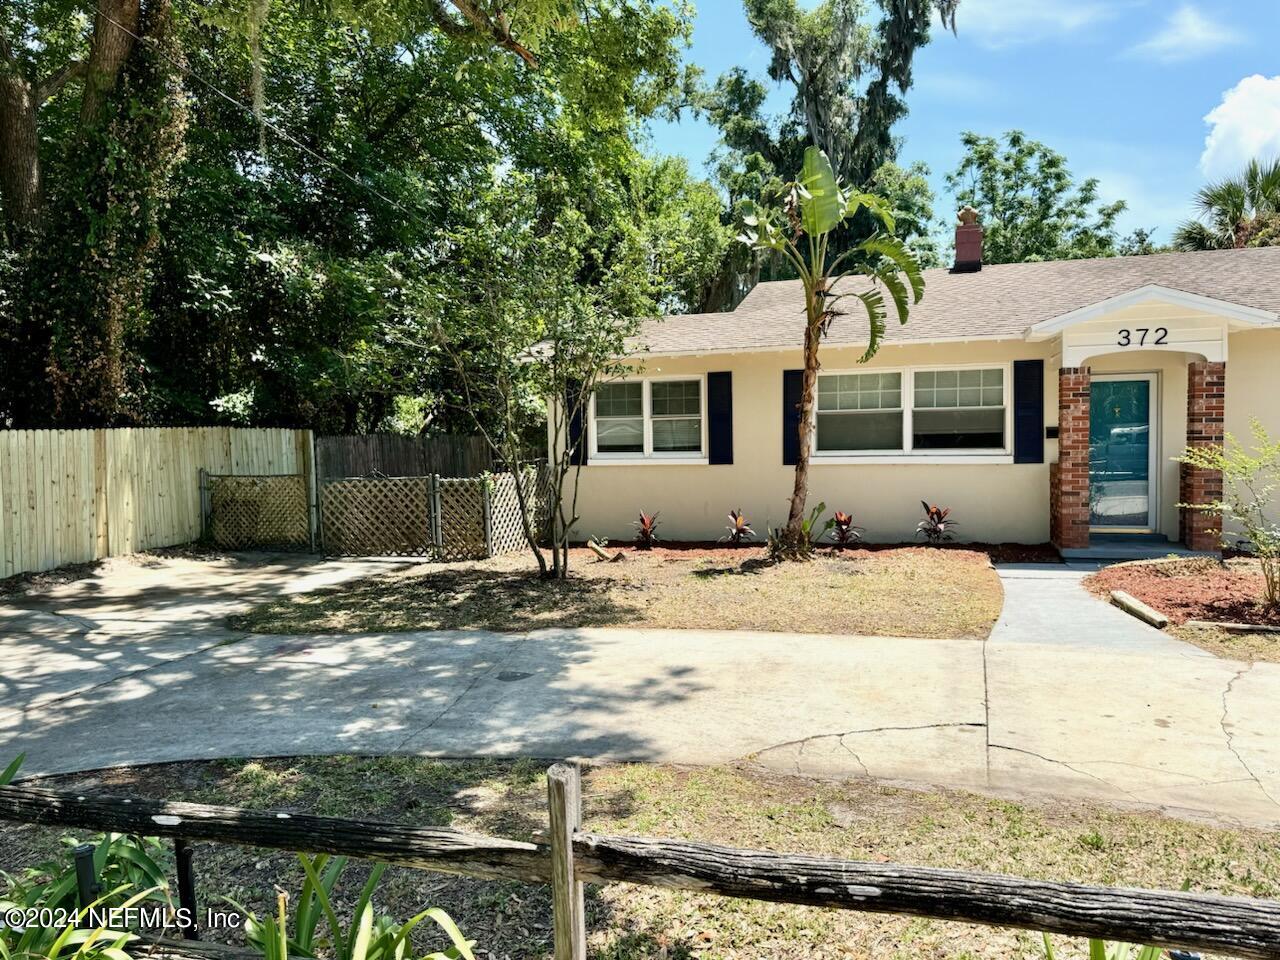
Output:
(785, 318), (821, 531)
(80, 0), (140, 130)
(0, 73), (41, 239)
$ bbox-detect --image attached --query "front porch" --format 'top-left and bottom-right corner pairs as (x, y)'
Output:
(1028, 285), (1266, 557)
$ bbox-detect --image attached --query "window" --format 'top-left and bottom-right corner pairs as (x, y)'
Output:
(650, 380), (702, 453)
(591, 378), (703, 459)
(816, 372), (903, 451)
(813, 365), (1009, 456)
(912, 368), (1005, 450)
(594, 382), (643, 453)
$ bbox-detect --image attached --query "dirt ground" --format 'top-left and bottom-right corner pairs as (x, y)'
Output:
(3, 757), (1276, 960)
(230, 544), (1007, 640)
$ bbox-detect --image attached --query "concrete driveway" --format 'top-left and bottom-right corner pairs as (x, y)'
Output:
(1, 555), (1277, 829)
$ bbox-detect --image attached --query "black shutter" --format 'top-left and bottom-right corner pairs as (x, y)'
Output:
(566, 380), (588, 466)
(1012, 359), (1044, 464)
(782, 369), (803, 466)
(707, 372), (733, 465)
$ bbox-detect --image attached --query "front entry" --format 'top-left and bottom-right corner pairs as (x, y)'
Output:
(1089, 374), (1158, 532)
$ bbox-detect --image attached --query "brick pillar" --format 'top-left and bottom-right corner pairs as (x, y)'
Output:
(1180, 361), (1225, 552)
(1051, 367), (1091, 551)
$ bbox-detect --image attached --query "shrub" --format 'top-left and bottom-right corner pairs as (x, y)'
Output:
(916, 501), (956, 543)
(828, 511), (863, 547)
(722, 509), (755, 546)
(767, 502), (833, 561)
(234, 853), (476, 960)
(1178, 418), (1280, 608)
(633, 511), (659, 549)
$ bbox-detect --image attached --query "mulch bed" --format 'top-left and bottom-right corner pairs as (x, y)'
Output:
(1085, 559), (1280, 627)
(581, 540), (1059, 564)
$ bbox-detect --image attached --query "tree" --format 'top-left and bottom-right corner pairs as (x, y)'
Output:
(945, 130), (1127, 263)
(424, 168), (673, 579)
(1173, 158), (1280, 252)
(696, 0), (956, 310)
(1179, 419), (1280, 608)
(740, 145), (923, 556)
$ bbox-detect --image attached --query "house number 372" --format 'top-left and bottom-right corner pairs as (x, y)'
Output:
(1117, 327), (1168, 346)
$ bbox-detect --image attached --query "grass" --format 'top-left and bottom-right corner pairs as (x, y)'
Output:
(3, 757), (1277, 960)
(230, 546), (1004, 640)
(1169, 623), (1280, 664)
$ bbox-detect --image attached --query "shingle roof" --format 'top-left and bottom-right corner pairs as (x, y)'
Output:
(632, 246), (1280, 356)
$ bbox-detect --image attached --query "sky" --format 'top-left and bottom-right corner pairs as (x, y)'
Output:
(645, 0), (1280, 246)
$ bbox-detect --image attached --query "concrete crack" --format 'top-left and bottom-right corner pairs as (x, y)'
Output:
(751, 722), (986, 763)
(989, 743), (1145, 803)
(981, 633), (992, 783)
(836, 736), (870, 777)
(392, 634), (531, 752)
(1220, 662), (1280, 808)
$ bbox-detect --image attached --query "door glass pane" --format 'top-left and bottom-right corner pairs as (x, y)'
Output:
(1089, 380), (1151, 528)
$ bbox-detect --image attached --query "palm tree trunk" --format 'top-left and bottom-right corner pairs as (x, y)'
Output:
(786, 320), (821, 531)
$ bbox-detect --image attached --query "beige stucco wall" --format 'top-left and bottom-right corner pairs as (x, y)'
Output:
(567, 339), (1056, 544)
(559, 325), (1280, 546)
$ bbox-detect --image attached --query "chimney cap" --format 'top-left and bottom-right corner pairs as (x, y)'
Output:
(957, 205), (980, 227)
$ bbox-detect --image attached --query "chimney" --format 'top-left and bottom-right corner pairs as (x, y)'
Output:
(952, 205), (983, 273)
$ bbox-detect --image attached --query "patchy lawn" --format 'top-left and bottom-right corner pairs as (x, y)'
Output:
(3, 757), (1276, 960)
(230, 545), (1005, 640)
(1084, 557), (1280, 662)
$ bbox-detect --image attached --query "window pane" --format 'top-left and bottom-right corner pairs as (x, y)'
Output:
(652, 380), (701, 416)
(596, 382), (642, 417)
(915, 369), (1004, 409)
(597, 417), (643, 453)
(912, 407), (1005, 449)
(653, 417), (701, 452)
(816, 411), (904, 451)
(818, 372), (900, 412)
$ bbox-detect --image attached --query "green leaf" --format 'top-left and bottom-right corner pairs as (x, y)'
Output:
(799, 146), (844, 237)
(850, 288), (888, 363)
(0, 754), (24, 786)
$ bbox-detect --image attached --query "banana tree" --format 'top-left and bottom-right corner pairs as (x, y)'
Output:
(739, 145), (925, 556)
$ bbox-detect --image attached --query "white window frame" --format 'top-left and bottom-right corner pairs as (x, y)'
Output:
(812, 361), (1013, 464)
(589, 375), (708, 464)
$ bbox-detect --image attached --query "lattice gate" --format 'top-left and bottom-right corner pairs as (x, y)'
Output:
(204, 474), (311, 550)
(317, 469), (543, 561)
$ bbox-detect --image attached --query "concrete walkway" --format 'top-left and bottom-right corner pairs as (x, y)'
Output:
(1, 557), (1277, 828)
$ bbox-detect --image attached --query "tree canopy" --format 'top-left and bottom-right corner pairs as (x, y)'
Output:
(944, 130), (1128, 264)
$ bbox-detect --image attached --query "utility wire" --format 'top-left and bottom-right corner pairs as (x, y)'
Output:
(86, 0), (436, 230)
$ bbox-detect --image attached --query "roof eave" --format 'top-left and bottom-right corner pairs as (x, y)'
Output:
(1025, 284), (1279, 342)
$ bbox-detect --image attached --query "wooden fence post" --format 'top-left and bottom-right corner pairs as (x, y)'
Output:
(305, 430), (320, 553)
(482, 478), (494, 558)
(198, 469), (210, 542)
(429, 474), (443, 554)
(547, 763), (586, 960)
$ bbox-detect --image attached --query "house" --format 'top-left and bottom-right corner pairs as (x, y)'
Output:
(557, 219), (1280, 554)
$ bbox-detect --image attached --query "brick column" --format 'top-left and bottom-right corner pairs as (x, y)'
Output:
(1180, 360), (1225, 552)
(1051, 367), (1091, 551)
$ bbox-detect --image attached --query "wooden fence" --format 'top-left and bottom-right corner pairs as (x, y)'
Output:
(1, 765), (1277, 960)
(315, 433), (492, 481)
(0, 428), (308, 578)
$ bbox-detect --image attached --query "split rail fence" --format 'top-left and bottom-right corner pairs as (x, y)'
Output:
(1, 765), (1277, 960)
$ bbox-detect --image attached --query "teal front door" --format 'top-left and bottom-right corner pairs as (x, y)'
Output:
(1089, 376), (1156, 530)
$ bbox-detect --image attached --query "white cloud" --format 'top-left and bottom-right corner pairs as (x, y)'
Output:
(1128, 4), (1244, 62)
(949, 0), (1115, 48)
(1200, 74), (1280, 178)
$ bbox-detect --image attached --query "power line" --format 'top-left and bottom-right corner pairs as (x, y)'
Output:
(86, 0), (437, 230)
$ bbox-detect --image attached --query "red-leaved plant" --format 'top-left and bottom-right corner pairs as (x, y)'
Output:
(828, 511), (863, 547)
(634, 511), (659, 549)
(722, 509), (755, 546)
(916, 502), (956, 543)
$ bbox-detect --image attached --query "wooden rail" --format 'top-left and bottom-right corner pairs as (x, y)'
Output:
(3, 769), (1279, 960)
